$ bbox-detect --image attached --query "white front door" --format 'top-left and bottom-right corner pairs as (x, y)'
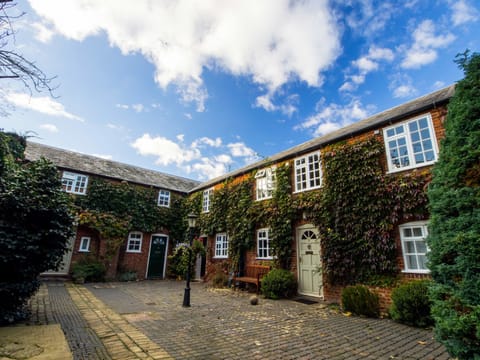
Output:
(297, 224), (323, 298)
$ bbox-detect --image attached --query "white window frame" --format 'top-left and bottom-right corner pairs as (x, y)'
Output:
(294, 151), (322, 193)
(257, 228), (273, 260)
(399, 221), (430, 274)
(126, 231), (143, 253)
(79, 236), (91, 252)
(61, 171), (89, 195)
(202, 188), (213, 213)
(214, 233), (228, 259)
(383, 114), (439, 173)
(255, 167), (276, 201)
(157, 189), (170, 207)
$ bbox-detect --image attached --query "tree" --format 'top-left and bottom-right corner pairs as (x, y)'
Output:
(0, 132), (73, 324)
(427, 51), (480, 359)
(0, 1), (55, 103)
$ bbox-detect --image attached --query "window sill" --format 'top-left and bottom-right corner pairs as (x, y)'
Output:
(387, 161), (436, 174)
(401, 269), (430, 274)
(78, 250), (90, 253)
(158, 205), (170, 208)
(213, 256), (228, 259)
(126, 250), (142, 254)
(256, 257), (273, 261)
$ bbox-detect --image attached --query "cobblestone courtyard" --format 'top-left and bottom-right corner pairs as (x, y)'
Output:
(25, 280), (450, 359)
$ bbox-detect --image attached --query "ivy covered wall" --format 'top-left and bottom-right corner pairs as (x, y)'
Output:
(190, 134), (433, 286)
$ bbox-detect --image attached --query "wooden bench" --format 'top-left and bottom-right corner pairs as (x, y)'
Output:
(233, 265), (270, 294)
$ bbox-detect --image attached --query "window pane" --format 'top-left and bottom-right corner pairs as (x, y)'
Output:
(386, 129), (395, 137)
(403, 228), (412, 237)
(418, 117), (428, 128)
(425, 150), (435, 161)
(418, 255), (427, 270)
(411, 131), (420, 142)
(423, 139), (432, 150)
(413, 227), (423, 237)
(406, 255), (418, 269)
(416, 240), (427, 253)
(405, 241), (416, 253)
(409, 121), (418, 132)
(415, 153), (425, 164)
(395, 126), (404, 135)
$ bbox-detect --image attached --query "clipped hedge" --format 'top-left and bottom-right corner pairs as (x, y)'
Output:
(389, 280), (433, 328)
(261, 268), (297, 299)
(341, 285), (380, 318)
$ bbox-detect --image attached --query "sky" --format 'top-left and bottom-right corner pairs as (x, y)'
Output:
(1, 0), (479, 181)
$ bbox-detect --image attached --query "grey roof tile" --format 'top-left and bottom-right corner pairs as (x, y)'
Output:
(25, 142), (200, 193)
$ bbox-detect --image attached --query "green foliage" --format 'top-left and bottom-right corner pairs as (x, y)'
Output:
(261, 268), (297, 299)
(341, 285), (380, 318)
(71, 257), (106, 283)
(427, 51), (480, 359)
(268, 165), (296, 269)
(305, 137), (429, 285)
(0, 133), (74, 324)
(389, 280), (433, 327)
(76, 178), (187, 260)
(167, 239), (205, 279)
(117, 269), (138, 282)
(209, 262), (229, 288)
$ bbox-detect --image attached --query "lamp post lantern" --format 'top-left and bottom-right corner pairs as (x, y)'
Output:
(182, 213), (197, 307)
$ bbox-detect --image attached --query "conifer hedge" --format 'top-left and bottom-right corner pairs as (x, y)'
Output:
(427, 51), (480, 359)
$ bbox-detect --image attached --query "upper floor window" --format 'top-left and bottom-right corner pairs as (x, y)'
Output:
(61, 171), (89, 195)
(79, 236), (91, 252)
(214, 233), (228, 258)
(202, 188), (213, 213)
(157, 190), (170, 207)
(255, 167), (276, 200)
(257, 228), (272, 259)
(127, 231), (143, 253)
(383, 114), (438, 173)
(399, 222), (429, 273)
(294, 151), (322, 192)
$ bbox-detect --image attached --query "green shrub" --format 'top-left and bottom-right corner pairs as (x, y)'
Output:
(389, 280), (433, 328)
(341, 285), (380, 317)
(71, 258), (106, 283)
(117, 269), (138, 282)
(0, 133), (74, 324)
(261, 269), (297, 299)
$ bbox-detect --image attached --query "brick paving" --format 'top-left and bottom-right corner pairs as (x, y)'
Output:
(26, 280), (452, 359)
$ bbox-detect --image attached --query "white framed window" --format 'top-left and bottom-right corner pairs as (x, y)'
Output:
(255, 167), (276, 200)
(157, 189), (170, 207)
(399, 222), (429, 273)
(61, 171), (89, 195)
(257, 228), (272, 259)
(214, 233), (228, 258)
(79, 237), (91, 252)
(127, 232), (143, 253)
(383, 114), (438, 173)
(294, 151), (322, 192)
(202, 188), (213, 213)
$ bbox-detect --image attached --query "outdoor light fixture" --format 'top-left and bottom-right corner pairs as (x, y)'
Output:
(182, 213), (198, 307)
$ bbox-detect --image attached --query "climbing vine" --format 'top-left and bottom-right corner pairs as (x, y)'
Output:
(76, 178), (187, 256)
(303, 137), (430, 285)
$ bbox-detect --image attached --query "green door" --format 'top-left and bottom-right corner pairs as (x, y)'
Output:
(147, 234), (168, 278)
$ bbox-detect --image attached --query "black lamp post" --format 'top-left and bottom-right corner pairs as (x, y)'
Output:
(182, 213), (197, 307)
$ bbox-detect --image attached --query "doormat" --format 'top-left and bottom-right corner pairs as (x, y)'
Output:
(293, 297), (318, 305)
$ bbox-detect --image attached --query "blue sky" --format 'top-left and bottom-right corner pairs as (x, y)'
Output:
(2, 0), (479, 180)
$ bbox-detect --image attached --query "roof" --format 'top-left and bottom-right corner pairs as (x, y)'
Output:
(25, 142), (200, 193)
(191, 84), (455, 192)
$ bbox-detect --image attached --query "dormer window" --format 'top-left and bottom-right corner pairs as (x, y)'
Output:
(255, 167), (276, 200)
(61, 171), (89, 195)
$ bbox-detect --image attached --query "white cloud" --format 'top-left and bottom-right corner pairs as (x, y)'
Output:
(450, 0), (479, 26)
(393, 84), (417, 98)
(131, 134), (258, 179)
(39, 123), (58, 133)
(296, 98), (374, 137)
(401, 20), (455, 69)
(29, 0), (341, 111)
(92, 153), (113, 160)
(116, 104), (129, 110)
(131, 134), (200, 166)
(31, 22), (55, 42)
(184, 113), (192, 120)
(5, 92), (84, 121)
(389, 73), (418, 98)
(432, 80), (446, 89)
(341, 46), (394, 92)
(255, 93), (298, 116)
(192, 137), (222, 148)
(132, 104), (145, 113)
